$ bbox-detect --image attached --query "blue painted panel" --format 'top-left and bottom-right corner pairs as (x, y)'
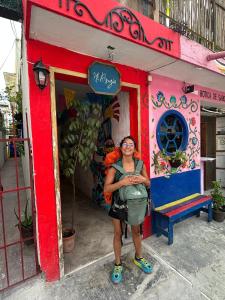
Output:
(88, 62), (121, 95)
(151, 169), (201, 208)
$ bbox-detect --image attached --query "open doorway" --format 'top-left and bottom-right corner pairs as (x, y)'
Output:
(200, 115), (216, 190)
(54, 75), (135, 274)
(201, 102), (225, 192)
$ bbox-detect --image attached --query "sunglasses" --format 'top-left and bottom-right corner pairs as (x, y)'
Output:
(122, 143), (135, 148)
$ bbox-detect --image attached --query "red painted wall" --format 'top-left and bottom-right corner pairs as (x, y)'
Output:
(27, 40), (150, 280)
(27, 58), (60, 282)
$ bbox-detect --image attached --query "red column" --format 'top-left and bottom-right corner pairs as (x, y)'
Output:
(28, 63), (60, 281)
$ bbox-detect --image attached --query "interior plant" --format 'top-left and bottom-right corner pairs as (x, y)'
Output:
(210, 180), (225, 222)
(59, 97), (102, 252)
(14, 200), (33, 245)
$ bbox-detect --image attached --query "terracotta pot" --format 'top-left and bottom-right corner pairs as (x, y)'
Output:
(169, 159), (181, 168)
(63, 228), (75, 253)
(213, 209), (225, 222)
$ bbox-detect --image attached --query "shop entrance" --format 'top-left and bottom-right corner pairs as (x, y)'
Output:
(201, 102), (225, 192)
(200, 115), (216, 190)
(52, 71), (138, 275)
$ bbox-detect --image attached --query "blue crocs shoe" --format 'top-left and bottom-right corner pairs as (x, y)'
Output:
(111, 265), (123, 284)
(133, 257), (152, 274)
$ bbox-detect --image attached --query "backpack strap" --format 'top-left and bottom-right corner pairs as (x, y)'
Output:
(135, 160), (144, 174)
(112, 159), (144, 175)
(112, 163), (126, 175)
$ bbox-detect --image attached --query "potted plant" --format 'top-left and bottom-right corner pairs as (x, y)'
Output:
(60, 98), (102, 253)
(152, 149), (187, 175)
(168, 150), (187, 168)
(14, 200), (33, 245)
(210, 180), (225, 222)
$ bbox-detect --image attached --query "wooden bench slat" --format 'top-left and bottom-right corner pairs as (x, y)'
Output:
(155, 193), (200, 212)
(165, 196), (212, 217)
(159, 195), (206, 214)
(167, 200), (212, 222)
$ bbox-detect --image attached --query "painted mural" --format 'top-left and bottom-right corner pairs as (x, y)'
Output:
(90, 94), (120, 206)
(56, 90), (121, 206)
(150, 74), (201, 178)
(90, 91), (130, 206)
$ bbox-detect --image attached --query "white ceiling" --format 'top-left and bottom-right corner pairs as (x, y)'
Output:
(30, 6), (175, 70)
(30, 5), (225, 92)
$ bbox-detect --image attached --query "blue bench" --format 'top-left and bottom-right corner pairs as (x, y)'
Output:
(153, 193), (213, 245)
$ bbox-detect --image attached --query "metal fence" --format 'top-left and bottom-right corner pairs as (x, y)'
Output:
(0, 136), (39, 292)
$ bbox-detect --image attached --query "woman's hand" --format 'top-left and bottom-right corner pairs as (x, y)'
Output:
(120, 176), (136, 186)
(128, 175), (147, 185)
(104, 168), (138, 193)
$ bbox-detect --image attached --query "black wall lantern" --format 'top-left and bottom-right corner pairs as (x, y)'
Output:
(33, 60), (50, 90)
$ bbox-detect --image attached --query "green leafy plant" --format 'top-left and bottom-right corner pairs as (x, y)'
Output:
(169, 150), (188, 165)
(14, 200), (33, 245)
(60, 98), (102, 230)
(16, 141), (25, 157)
(0, 86), (23, 136)
(14, 200), (32, 228)
(0, 112), (5, 131)
(152, 149), (187, 175)
(211, 181), (225, 211)
(0, 86), (22, 114)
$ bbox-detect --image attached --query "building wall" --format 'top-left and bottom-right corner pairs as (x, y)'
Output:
(150, 74), (201, 178)
(21, 32), (41, 263)
(21, 34), (32, 188)
(149, 74), (225, 208)
(149, 74), (201, 208)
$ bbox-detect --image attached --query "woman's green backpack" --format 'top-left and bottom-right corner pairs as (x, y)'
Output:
(112, 160), (148, 225)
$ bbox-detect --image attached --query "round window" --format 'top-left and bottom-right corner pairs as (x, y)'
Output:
(156, 110), (188, 155)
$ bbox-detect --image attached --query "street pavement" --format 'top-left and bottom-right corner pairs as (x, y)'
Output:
(1, 213), (225, 300)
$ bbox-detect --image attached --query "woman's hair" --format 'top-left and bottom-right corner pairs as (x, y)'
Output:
(119, 136), (137, 148)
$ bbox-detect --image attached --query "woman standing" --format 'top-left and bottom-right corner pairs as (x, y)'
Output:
(104, 136), (152, 284)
